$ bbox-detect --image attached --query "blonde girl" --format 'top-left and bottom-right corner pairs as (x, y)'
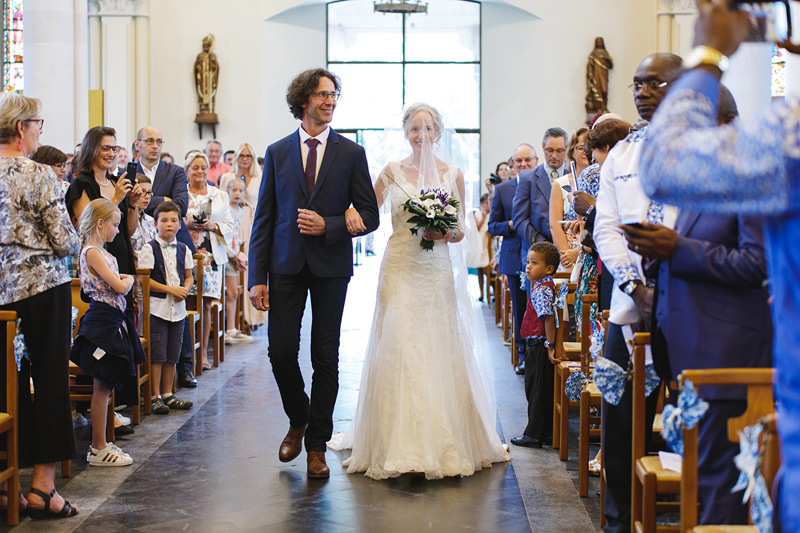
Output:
(223, 179), (252, 343)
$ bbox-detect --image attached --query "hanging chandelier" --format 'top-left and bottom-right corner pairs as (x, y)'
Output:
(374, 0), (428, 14)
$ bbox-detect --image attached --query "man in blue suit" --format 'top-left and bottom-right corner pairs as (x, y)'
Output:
(488, 143), (537, 374)
(512, 127), (568, 256)
(622, 89), (772, 526)
(249, 68), (379, 479)
(135, 126), (199, 388)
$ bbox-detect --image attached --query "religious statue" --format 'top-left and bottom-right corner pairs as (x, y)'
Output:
(194, 34), (219, 138)
(585, 37), (614, 117)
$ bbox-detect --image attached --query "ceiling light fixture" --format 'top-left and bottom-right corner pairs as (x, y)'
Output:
(374, 0), (428, 15)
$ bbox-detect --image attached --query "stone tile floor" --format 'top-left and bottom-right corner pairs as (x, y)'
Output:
(2, 255), (603, 532)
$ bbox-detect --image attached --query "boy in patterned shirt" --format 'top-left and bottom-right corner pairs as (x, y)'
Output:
(510, 242), (560, 449)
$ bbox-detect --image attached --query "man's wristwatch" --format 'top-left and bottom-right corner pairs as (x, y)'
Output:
(621, 279), (643, 296)
(585, 205), (595, 217)
(544, 340), (555, 349)
(683, 46), (729, 73)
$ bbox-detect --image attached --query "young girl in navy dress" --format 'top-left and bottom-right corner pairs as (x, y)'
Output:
(70, 198), (145, 466)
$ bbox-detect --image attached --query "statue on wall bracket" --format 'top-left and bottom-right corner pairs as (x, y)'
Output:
(194, 33), (219, 139)
(585, 37), (614, 121)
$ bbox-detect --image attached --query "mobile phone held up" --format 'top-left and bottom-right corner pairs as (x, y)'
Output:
(126, 162), (138, 184)
(733, 0), (792, 43)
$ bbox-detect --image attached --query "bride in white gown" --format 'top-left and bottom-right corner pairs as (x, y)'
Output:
(327, 103), (510, 480)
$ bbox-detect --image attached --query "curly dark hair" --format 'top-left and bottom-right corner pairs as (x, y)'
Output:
(286, 68), (341, 120)
(530, 241), (560, 271)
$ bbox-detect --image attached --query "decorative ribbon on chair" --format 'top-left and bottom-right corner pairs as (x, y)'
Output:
(593, 357), (661, 406)
(13, 318), (29, 372)
(553, 282), (569, 329)
(660, 380), (709, 456)
(70, 306), (78, 346)
(731, 423), (773, 533)
(564, 370), (588, 403)
(589, 319), (604, 360)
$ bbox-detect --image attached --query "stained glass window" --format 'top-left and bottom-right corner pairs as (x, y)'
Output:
(772, 44), (786, 98)
(3, 0), (23, 93)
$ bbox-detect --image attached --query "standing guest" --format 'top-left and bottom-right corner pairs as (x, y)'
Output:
(549, 128), (589, 272)
(485, 160), (510, 202)
(488, 143), (537, 374)
(513, 127), (569, 250)
(639, 4), (800, 528)
(29, 145), (69, 194)
(71, 198), (144, 467)
(65, 143), (81, 183)
(593, 53), (684, 533)
(222, 179), (251, 344)
(219, 142), (262, 207)
(114, 147), (129, 177)
(472, 193), (492, 302)
(248, 68), (380, 478)
(160, 152), (174, 165)
(134, 126), (198, 388)
(204, 140), (230, 186)
(130, 175), (157, 335)
(508, 156), (518, 180)
(137, 201), (195, 414)
(184, 151), (235, 370)
(512, 241), (561, 448)
(0, 93), (80, 519)
(223, 150), (234, 166)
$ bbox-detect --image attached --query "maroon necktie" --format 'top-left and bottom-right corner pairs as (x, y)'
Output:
(305, 138), (320, 195)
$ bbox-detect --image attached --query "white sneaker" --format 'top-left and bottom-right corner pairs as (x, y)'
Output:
(114, 412), (131, 426)
(224, 331), (237, 345)
(233, 330), (253, 343)
(72, 412), (88, 429)
(87, 443), (133, 466)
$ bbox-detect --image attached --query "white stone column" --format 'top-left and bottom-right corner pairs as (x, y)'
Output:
(23, 0), (75, 150)
(722, 43), (773, 119)
(74, 0), (89, 145)
(134, 2), (150, 130)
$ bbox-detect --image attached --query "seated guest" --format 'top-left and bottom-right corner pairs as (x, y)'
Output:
(29, 144), (69, 193)
(0, 93), (80, 519)
(622, 85), (772, 526)
(511, 242), (560, 448)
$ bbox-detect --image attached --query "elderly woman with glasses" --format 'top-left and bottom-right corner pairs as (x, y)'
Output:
(0, 93), (81, 520)
(29, 145), (70, 193)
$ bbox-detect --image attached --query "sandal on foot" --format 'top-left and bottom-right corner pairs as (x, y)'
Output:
(163, 395), (193, 410)
(0, 489), (28, 516)
(588, 459), (601, 477)
(27, 488), (78, 520)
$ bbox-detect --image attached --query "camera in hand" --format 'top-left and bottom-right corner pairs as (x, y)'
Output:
(192, 214), (207, 224)
(488, 173), (502, 185)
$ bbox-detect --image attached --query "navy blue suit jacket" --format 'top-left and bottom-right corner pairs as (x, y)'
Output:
(140, 161), (195, 252)
(512, 164), (556, 259)
(248, 128), (379, 286)
(655, 212), (772, 400)
(488, 178), (522, 275)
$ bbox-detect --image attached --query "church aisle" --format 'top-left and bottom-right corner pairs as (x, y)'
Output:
(2, 255), (597, 532)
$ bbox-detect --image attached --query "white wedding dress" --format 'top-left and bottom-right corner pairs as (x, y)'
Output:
(327, 161), (510, 480)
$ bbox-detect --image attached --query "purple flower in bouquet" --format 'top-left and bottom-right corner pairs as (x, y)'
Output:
(402, 188), (461, 251)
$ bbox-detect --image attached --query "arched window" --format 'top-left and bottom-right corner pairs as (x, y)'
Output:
(3, 0), (23, 92)
(327, 0), (481, 205)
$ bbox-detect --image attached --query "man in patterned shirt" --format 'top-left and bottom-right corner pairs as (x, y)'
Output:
(640, 1), (800, 529)
(593, 53), (684, 532)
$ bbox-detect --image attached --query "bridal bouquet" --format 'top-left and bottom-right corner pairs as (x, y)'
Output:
(403, 188), (461, 251)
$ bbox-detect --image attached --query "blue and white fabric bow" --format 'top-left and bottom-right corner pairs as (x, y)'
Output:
(564, 370), (588, 403)
(593, 357), (660, 406)
(589, 320), (604, 360)
(660, 380), (709, 456)
(553, 282), (569, 329)
(13, 318), (29, 372)
(731, 423), (773, 533)
(70, 306), (78, 347)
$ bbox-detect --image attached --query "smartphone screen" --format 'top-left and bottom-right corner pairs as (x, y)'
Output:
(735, 1), (792, 42)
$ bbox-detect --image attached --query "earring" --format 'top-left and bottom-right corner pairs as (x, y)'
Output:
(17, 138), (24, 152)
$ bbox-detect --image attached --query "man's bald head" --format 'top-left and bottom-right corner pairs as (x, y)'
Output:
(135, 126), (164, 166)
(633, 53), (685, 121)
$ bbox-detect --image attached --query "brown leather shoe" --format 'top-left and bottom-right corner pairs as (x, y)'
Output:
(278, 424), (307, 463)
(307, 451), (330, 479)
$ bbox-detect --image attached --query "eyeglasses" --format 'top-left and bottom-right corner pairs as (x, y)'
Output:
(544, 148), (566, 156)
(100, 145), (120, 154)
(55, 163), (68, 171)
(139, 138), (164, 146)
(628, 80), (669, 94)
(310, 91), (341, 102)
(142, 191), (154, 197)
(238, 154), (253, 159)
(23, 118), (44, 131)
(574, 145), (585, 152)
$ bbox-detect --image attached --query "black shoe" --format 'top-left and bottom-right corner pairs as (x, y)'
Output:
(178, 371), (198, 388)
(114, 424), (134, 437)
(510, 435), (544, 448)
(514, 361), (525, 375)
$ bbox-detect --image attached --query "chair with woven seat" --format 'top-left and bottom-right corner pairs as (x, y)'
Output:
(133, 269), (153, 425)
(552, 281), (580, 458)
(577, 293), (603, 496)
(679, 369), (776, 533)
(210, 264), (225, 366)
(0, 312), (20, 525)
(187, 254), (204, 376)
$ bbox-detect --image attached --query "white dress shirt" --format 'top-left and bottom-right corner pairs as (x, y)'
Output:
(298, 125), (330, 183)
(138, 235), (194, 322)
(140, 160), (159, 183)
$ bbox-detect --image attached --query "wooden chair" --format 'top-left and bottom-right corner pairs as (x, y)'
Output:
(552, 281), (580, 458)
(0, 312), (19, 525)
(631, 332), (678, 533)
(494, 268), (503, 326)
(64, 280), (115, 478)
(679, 369), (776, 533)
(578, 293), (603, 497)
(133, 269), (152, 425)
(502, 277), (511, 347)
(210, 263), (225, 367)
(188, 254), (204, 377)
(599, 309), (610, 529)
(236, 262), (246, 335)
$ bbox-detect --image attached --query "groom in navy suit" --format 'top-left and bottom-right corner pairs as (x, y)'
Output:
(249, 68), (379, 478)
